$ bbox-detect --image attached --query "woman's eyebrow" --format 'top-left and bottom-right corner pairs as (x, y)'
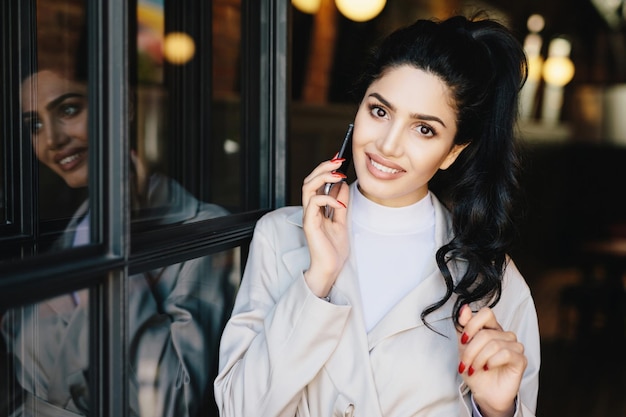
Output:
(369, 92), (396, 112)
(368, 92), (447, 128)
(45, 93), (84, 112)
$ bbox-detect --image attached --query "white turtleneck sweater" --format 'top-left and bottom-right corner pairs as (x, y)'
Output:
(351, 185), (437, 332)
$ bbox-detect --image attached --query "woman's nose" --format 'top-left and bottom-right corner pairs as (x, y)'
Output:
(377, 124), (403, 156)
(46, 122), (71, 149)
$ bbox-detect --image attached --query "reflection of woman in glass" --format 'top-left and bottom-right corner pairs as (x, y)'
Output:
(22, 70), (89, 189)
(1, 64), (234, 417)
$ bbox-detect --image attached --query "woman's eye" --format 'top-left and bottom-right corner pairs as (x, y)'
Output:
(24, 118), (42, 134)
(369, 105), (387, 119)
(60, 104), (80, 117)
(417, 124), (435, 137)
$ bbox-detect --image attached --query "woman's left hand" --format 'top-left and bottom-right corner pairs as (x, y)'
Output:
(457, 305), (527, 417)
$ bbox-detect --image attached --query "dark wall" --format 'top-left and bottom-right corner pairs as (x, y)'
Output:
(513, 141), (626, 272)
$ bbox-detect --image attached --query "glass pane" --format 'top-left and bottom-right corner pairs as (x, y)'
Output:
(210, 0), (242, 211)
(0, 0), (14, 237)
(128, 247), (240, 416)
(0, 110), (4, 224)
(132, 0), (242, 232)
(23, 0), (90, 251)
(1, 289), (90, 416)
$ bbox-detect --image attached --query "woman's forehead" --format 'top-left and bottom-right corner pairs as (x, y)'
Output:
(21, 70), (86, 110)
(367, 65), (456, 119)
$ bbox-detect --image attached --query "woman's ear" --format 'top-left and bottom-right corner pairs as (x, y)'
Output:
(439, 142), (470, 170)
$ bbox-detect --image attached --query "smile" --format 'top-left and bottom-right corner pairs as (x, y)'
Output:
(370, 158), (401, 174)
(59, 152), (84, 166)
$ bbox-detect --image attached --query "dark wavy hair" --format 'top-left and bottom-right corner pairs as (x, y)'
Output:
(353, 14), (528, 329)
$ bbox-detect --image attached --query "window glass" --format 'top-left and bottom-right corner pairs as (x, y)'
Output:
(23, 0), (90, 253)
(1, 289), (91, 416)
(128, 247), (240, 416)
(210, 0), (242, 211)
(1, 114), (4, 224)
(131, 0), (242, 232)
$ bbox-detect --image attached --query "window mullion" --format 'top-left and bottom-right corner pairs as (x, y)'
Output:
(88, 0), (130, 416)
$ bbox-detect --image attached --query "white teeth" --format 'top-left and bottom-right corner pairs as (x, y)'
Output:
(370, 158), (400, 174)
(60, 153), (82, 165)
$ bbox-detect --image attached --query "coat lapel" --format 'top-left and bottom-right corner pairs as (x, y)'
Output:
(367, 269), (454, 348)
(45, 295), (79, 325)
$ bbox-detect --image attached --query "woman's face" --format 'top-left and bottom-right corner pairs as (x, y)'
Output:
(352, 65), (465, 207)
(21, 70), (89, 188)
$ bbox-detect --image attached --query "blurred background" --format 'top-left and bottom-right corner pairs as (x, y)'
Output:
(287, 0), (626, 415)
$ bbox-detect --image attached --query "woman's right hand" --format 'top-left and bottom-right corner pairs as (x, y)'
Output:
(301, 157), (351, 298)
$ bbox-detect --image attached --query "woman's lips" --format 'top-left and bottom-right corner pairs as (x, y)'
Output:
(366, 153), (404, 178)
(55, 149), (87, 172)
(370, 158), (400, 174)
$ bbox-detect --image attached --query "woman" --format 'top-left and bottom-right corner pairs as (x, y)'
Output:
(2, 67), (234, 417)
(215, 15), (540, 417)
(21, 69), (89, 190)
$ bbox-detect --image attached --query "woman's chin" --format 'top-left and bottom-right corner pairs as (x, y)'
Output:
(63, 173), (89, 189)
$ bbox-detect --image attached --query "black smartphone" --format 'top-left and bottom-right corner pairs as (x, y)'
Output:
(323, 123), (353, 219)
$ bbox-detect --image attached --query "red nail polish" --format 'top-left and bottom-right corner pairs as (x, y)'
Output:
(330, 158), (346, 163)
(468, 366), (475, 376)
(332, 172), (347, 178)
(483, 364), (489, 371)
(458, 361), (466, 374)
(337, 200), (347, 209)
(461, 332), (469, 344)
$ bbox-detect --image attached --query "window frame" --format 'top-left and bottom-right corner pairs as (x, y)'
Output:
(0, 0), (288, 415)
(0, 0), (36, 257)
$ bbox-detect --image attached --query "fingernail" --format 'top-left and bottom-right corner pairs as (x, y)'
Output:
(483, 364), (489, 371)
(337, 200), (347, 209)
(461, 332), (469, 344)
(468, 366), (475, 376)
(330, 157), (346, 163)
(332, 172), (347, 178)
(458, 361), (465, 374)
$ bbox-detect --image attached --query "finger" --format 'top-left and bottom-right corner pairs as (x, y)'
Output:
(302, 189), (350, 281)
(458, 304), (473, 328)
(460, 326), (516, 366)
(320, 173), (348, 197)
(302, 161), (347, 207)
(327, 182), (350, 223)
(303, 193), (342, 222)
(463, 333), (523, 373)
(336, 181), (350, 207)
(458, 306), (505, 372)
(460, 307), (502, 344)
(481, 343), (527, 374)
(302, 158), (346, 186)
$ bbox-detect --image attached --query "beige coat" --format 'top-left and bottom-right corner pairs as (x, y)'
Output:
(215, 185), (540, 417)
